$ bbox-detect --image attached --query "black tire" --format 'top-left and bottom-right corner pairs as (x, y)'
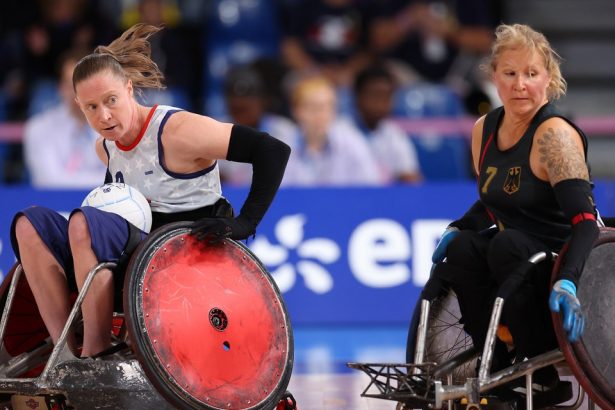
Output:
(551, 227), (615, 409)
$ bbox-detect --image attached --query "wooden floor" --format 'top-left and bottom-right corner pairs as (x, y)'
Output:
(290, 326), (600, 410)
(286, 373), (598, 410)
(288, 373), (397, 410)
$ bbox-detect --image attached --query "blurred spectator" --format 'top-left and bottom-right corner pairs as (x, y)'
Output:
(220, 65), (298, 186)
(23, 49), (106, 189)
(0, 0), (116, 184)
(283, 75), (382, 186)
(0, 1), (37, 121)
(121, 0), (204, 110)
(352, 64), (422, 184)
(366, 0), (501, 114)
(1, 0), (116, 122)
(23, 0), (117, 88)
(0, 2), (37, 183)
(280, 0), (371, 88)
(201, 0), (284, 118)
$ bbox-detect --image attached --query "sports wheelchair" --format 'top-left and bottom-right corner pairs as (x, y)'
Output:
(350, 227), (615, 410)
(0, 222), (296, 410)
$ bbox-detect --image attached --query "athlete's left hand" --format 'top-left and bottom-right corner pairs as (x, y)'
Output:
(190, 216), (255, 242)
(549, 279), (585, 343)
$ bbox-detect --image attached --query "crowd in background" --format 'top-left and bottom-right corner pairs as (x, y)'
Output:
(0, 0), (504, 188)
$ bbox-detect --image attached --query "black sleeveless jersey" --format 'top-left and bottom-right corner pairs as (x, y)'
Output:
(478, 103), (589, 251)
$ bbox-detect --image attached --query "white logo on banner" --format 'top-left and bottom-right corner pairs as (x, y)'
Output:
(349, 219), (411, 288)
(251, 216), (451, 294)
(251, 214), (340, 294)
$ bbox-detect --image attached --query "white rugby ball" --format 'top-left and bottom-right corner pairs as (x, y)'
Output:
(82, 183), (152, 233)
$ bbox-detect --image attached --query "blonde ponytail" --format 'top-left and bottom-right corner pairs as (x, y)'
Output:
(74, 24), (166, 91)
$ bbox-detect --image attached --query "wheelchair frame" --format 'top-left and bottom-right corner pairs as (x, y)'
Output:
(0, 262), (174, 409)
(349, 251), (601, 410)
(0, 223), (296, 410)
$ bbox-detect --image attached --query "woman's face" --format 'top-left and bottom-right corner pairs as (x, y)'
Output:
(75, 69), (136, 142)
(293, 83), (337, 141)
(492, 48), (551, 116)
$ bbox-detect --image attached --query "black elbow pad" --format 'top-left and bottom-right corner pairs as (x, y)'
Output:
(225, 124), (290, 229)
(553, 178), (597, 223)
(553, 178), (600, 284)
(226, 124), (290, 163)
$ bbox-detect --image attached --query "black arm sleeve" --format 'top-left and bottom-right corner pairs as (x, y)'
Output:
(226, 124), (291, 229)
(553, 178), (600, 285)
(449, 200), (494, 231)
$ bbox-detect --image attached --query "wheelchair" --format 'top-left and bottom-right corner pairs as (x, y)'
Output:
(349, 227), (615, 410)
(0, 222), (296, 410)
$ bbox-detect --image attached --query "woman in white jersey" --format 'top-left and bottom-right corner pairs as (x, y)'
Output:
(9, 24), (290, 358)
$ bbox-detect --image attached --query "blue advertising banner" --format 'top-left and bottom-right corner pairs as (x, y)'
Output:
(1, 182), (613, 325)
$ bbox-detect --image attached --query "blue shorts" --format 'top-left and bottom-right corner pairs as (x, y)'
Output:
(10, 206), (146, 304)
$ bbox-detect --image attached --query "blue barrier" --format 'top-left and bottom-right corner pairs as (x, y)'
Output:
(1, 182), (613, 325)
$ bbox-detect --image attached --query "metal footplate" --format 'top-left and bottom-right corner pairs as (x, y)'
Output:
(347, 362), (437, 409)
(1, 226), (297, 410)
(1, 357), (174, 409)
(0, 262), (172, 409)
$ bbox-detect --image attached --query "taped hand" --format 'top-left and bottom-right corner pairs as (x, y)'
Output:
(549, 279), (585, 343)
(432, 226), (460, 263)
(190, 216), (255, 242)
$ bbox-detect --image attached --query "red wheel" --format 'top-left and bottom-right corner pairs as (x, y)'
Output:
(551, 227), (615, 409)
(0, 264), (58, 378)
(124, 222), (293, 410)
(0, 263), (48, 357)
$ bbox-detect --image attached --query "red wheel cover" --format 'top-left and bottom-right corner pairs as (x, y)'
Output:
(0, 264), (49, 357)
(138, 234), (291, 409)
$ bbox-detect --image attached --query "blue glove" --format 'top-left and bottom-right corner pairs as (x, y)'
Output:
(549, 279), (585, 343)
(432, 226), (460, 263)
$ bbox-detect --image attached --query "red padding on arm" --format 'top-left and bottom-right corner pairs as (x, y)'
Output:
(572, 212), (596, 225)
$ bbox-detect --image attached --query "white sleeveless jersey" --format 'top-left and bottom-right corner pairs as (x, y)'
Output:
(103, 105), (223, 213)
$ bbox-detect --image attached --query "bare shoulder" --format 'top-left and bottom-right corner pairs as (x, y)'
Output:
(534, 117), (588, 185)
(470, 115), (487, 173)
(472, 115), (486, 140)
(163, 111), (223, 133)
(161, 110), (233, 160)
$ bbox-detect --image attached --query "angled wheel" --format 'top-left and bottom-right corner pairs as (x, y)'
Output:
(0, 263), (53, 378)
(551, 227), (615, 410)
(124, 222), (293, 410)
(406, 288), (477, 386)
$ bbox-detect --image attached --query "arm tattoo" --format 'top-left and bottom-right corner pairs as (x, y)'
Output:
(537, 127), (589, 184)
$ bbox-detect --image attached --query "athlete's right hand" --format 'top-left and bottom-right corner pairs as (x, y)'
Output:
(190, 216), (255, 243)
(431, 226), (460, 263)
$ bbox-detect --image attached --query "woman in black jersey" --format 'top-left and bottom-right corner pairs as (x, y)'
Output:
(430, 24), (599, 394)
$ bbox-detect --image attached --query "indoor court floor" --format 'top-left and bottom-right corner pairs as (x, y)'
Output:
(290, 325), (405, 410)
(289, 325), (599, 410)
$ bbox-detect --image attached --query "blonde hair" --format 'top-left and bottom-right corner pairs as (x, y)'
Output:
(486, 24), (566, 100)
(291, 75), (336, 106)
(73, 24), (165, 91)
